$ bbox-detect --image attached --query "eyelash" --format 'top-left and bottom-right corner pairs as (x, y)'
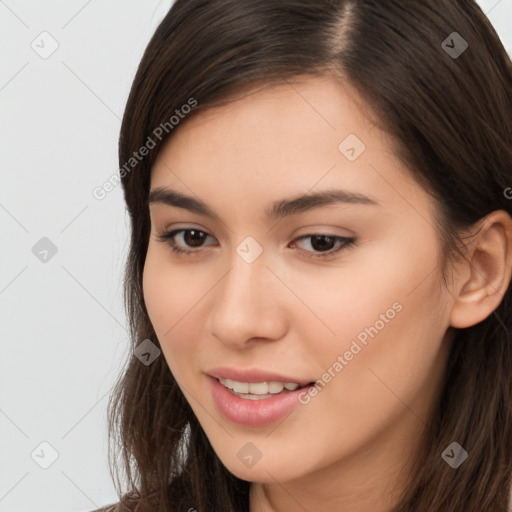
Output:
(156, 228), (356, 259)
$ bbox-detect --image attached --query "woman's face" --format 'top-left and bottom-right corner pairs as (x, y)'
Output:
(143, 75), (455, 501)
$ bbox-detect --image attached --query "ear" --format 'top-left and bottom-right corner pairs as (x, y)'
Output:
(449, 210), (512, 329)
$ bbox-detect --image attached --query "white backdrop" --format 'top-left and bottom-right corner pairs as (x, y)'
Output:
(1, 1), (511, 511)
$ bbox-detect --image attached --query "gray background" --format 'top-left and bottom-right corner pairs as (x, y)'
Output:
(1, 1), (511, 511)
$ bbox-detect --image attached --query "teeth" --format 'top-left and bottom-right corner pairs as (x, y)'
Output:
(248, 382), (268, 394)
(222, 378), (234, 390)
(268, 381), (284, 393)
(218, 378), (302, 395)
(233, 381), (249, 393)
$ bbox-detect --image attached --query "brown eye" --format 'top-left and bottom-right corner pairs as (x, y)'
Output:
(291, 234), (356, 259)
(156, 228), (216, 256)
(183, 229), (208, 247)
(309, 235), (337, 252)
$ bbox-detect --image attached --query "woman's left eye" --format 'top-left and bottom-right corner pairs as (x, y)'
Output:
(290, 234), (357, 258)
(156, 229), (356, 259)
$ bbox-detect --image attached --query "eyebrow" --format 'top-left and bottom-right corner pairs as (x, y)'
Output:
(147, 186), (379, 220)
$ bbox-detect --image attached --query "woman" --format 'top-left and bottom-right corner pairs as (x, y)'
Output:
(96, 0), (512, 510)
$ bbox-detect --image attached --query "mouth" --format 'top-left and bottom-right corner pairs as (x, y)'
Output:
(217, 377), (313, 400)
(208, 375), (316, 427)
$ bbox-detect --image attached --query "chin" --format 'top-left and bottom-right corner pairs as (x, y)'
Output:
(216, 447), (311, 483)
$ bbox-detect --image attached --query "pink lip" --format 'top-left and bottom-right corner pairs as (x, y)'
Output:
(206, 366), (312, 386)
(207, 373), (314, 428)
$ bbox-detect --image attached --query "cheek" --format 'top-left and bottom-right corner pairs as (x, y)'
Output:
(142, 247), (196, 350)
(143, 243), (206, 327)
(282, 274), (450, 473)
(143, 253), (173, 333)
(142, 245), (219, 379)
(313, 250), (450, 434)
(285, 242), (435, 366)
(304, 232), (449, 402)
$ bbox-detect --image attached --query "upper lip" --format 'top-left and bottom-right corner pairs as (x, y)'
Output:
(207, 366), (313, 386)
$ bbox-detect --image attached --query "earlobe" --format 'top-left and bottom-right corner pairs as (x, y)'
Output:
(449, 210), (512, 329)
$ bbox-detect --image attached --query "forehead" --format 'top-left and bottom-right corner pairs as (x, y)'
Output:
(149, 75), (430, 223)
(158, 75), (375, 151)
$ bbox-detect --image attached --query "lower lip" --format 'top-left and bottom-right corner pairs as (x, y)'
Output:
(208, 376), (312, 428)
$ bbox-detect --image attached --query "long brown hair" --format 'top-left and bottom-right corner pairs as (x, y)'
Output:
(104, 1), (512, 510)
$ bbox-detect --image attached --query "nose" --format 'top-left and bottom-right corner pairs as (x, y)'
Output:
(206, 247), (288, 349)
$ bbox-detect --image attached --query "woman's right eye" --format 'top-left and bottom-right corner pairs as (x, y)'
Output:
(156, 228), (217, 256)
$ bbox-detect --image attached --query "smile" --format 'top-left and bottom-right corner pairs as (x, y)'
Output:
(218, 378), (304, 399)
(209, 376), (315, 427)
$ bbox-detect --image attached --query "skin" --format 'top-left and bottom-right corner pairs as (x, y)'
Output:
(142, 75), (512, 511)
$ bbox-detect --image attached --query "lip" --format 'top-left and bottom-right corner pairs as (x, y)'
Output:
(207, 374), (314, 428)
(206, 366), (313, 386)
